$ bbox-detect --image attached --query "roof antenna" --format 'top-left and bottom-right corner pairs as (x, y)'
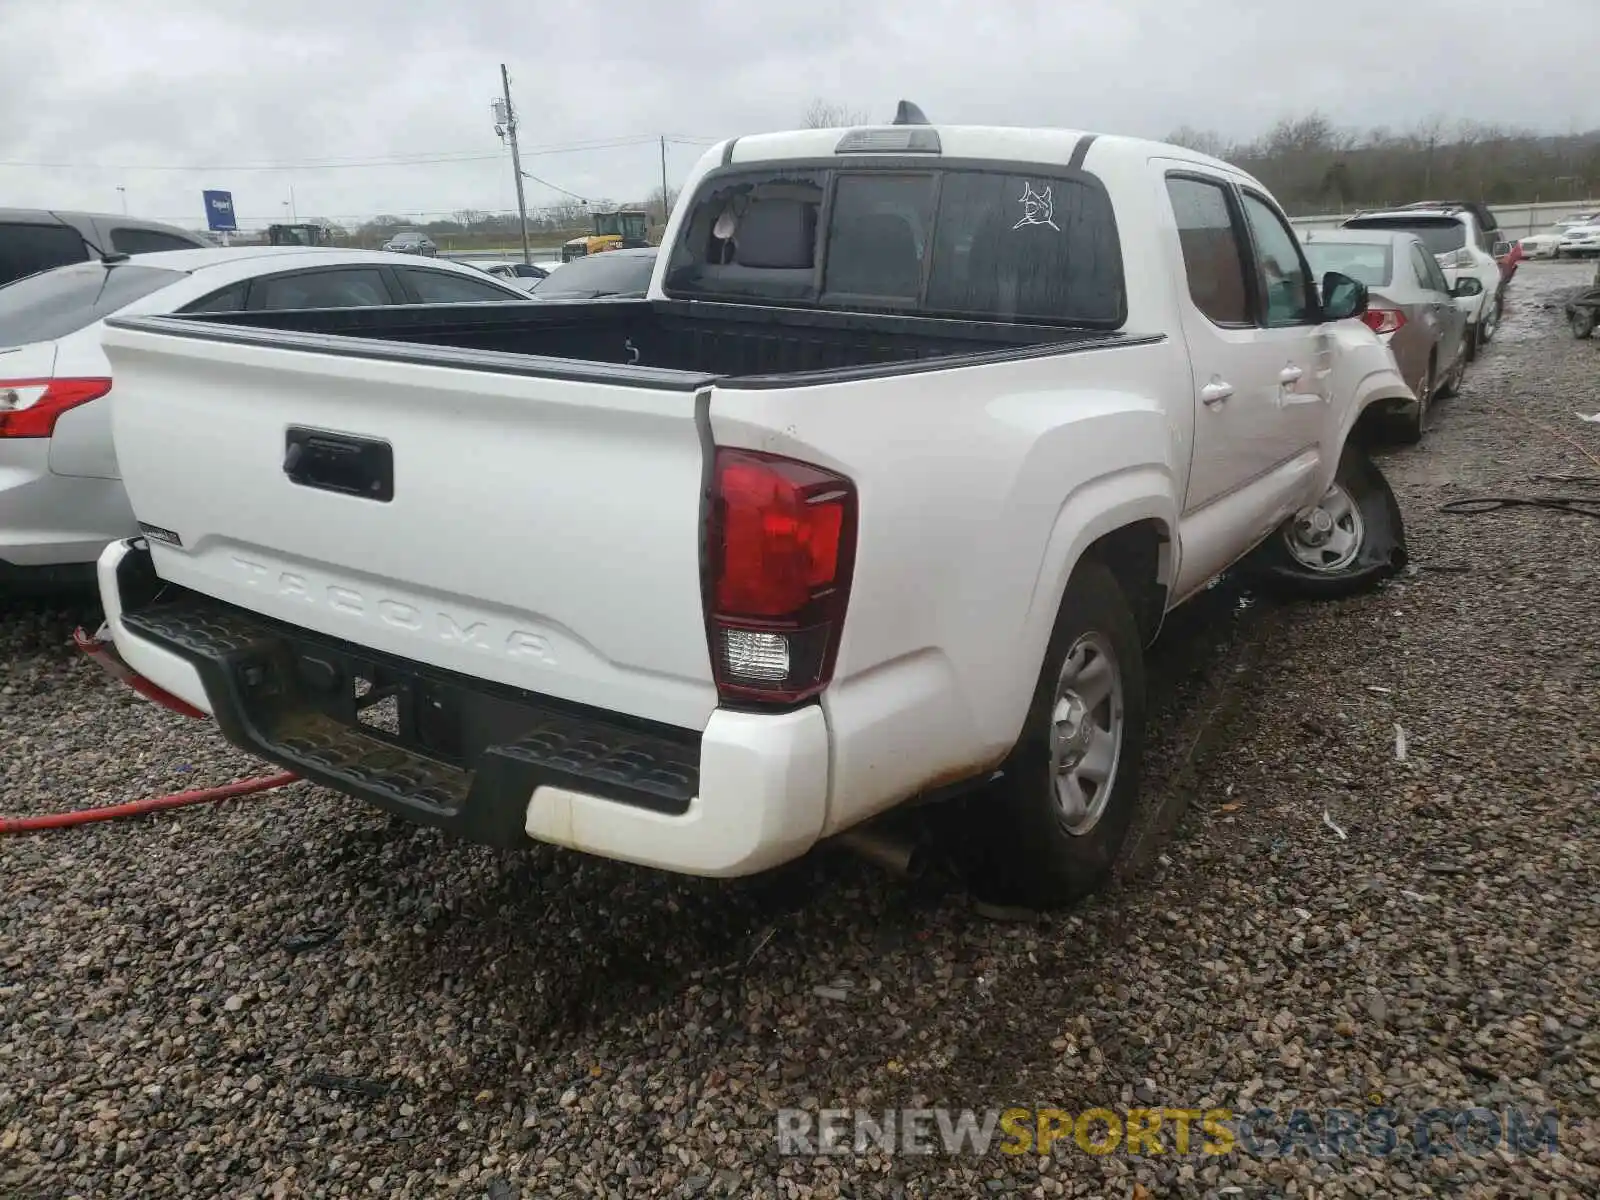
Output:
(892, 100), (930, 126)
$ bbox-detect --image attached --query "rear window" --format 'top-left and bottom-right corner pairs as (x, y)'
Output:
(1303, 241), (1393, 288)
(110, 227), (201, 254)
(1342, 217), (1465, 257)
(0, 261), (185, 347)
(532, 252), (655, 298)
(0, 221), (90, 289)
(666, 165), (1125, 326)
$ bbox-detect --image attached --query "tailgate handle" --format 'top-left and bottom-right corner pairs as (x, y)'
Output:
(284, 427), (394, 503)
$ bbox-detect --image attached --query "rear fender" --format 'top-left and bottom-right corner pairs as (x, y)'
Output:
(1004, 465), (1177, 745)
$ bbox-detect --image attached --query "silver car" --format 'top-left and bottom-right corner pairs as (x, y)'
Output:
(1302, 228), (1479, 443)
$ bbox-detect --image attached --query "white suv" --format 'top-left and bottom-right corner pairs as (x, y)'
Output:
(1341, 206), (1508, 359)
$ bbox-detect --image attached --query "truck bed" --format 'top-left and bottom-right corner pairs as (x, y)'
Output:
(111, 298), (1139, 388)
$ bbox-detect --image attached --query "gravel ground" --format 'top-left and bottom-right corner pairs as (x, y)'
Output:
(2, 263), (1598, 1199)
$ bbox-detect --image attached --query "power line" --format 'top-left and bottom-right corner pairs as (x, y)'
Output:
(0, 135), (718, 173)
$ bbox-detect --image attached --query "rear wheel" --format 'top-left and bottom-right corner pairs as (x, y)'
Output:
(1572, 307), (1597, 340)
(1392, 358), (1432, 445)
(1463, 322), (1480, 362)
(1243, 442), (1406, 601)
(1435, 344), (1464, 399)
(961, 561), (1146, 910)
(1481, 295), (1502, 344)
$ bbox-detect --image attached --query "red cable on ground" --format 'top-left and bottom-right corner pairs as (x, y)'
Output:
(0, 772), (301, 835)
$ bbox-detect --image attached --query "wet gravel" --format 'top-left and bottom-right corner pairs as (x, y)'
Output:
(2, 262), (1598, 1198)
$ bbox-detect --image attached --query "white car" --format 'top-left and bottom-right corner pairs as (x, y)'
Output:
(89, 119), (1414, 909)
(1557, 220), (1600, 259)
(1519, 213), (1600, 259)
(0, 247), (527, 587)
(1341, 206), (1507, 359)
(475, 260), (556, 291)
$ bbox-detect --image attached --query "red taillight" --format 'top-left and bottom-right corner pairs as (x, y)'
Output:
(707, 448), (857, 705)
(0, 378), (112, 438)
(1361, 308), (1406, 336)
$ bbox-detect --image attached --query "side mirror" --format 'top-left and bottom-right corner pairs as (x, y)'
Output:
(1491, 241), (1512, 257)
(1321, 270), (1369, 321)
(1453, 276), (1484, 298)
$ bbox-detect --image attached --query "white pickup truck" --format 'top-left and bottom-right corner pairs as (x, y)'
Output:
(87, 114), (1413, 908)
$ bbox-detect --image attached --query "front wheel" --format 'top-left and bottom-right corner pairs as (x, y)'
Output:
(1242, 442), (1406, 601)
(960, 561), (1147, 910)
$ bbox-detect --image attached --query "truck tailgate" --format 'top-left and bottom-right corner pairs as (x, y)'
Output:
(99, 321), (719, 732)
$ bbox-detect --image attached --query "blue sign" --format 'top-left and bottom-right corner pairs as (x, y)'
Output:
(202, 190), (237, 232)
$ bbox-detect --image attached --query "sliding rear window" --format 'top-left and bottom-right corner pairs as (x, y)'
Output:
(664, 164), (1125, 327)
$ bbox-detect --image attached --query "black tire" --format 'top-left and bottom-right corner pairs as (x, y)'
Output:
(1572, 308), (1597, 340)
(1242, 441), (1406, 601)
(960, 561), (1147, 910)
(1435, 347), (1463, 400)
(1391, 358), (1432, 445)
(1480, 297), (1500, 345)
(1463, 322), (1480, 362)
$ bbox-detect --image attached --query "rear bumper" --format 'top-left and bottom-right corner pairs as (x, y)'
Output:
(0, 443), (135, 570)
(95, 538), (829, 876)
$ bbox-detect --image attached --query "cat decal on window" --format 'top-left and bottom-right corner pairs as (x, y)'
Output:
(1014, 182), (1061, 232)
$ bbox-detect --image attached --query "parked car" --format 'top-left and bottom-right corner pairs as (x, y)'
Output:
(477, 260), (552, 290)
(1341, 205), (1507, 360)
(1302, 229), (1478, 442)
(0, 208), (211, 290)
(527, 246), (656, 299)
(1517, 212), (1599, 259)
(87, 120), (1414, 909)
(1557, 220), (1600, 259)
(0, 247), (526, 587)
(381, 230), (437, 256)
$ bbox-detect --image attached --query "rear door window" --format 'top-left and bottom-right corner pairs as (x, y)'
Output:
(248, 268), (395, 309)
(1165, 177), (1251, 326)
(111, 227), (201, 254)
(0, 261), (186, 347)
(0, 221), (90, 289)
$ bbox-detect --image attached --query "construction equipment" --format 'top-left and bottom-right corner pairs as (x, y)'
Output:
(560, 209), (649, 262)
(267, 223), (333, 247)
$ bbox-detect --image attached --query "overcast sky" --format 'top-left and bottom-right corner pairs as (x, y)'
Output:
(3, 0), (1597, 233)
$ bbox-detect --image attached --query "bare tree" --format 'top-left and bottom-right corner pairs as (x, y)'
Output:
(646, 185), (680, 222)
(1165, 126), (1232, 159)
(803, 98), (871, 129)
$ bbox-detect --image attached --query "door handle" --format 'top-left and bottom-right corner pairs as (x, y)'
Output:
(1200, 380), (1234, 407)
(1279, 365), (1304, 385)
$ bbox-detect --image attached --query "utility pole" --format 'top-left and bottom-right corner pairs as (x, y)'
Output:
(500, 63), (532, 266)
(289, 184), (297, 222)
(116, 186), (127, 215)
(659, 135), (670, 228)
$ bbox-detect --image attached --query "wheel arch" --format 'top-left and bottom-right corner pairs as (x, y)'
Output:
(996, 471), (1177, 757)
